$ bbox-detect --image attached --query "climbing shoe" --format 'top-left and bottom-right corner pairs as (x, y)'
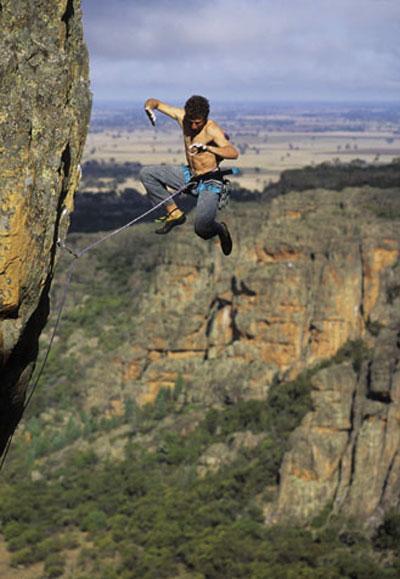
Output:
(154, 207), (182, 224)
(155, 209), (186, 234)
(154, 214), (168, 224)
(218, 222), (233, 256)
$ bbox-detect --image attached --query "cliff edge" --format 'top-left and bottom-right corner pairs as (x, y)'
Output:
(0, 0), (91, 455)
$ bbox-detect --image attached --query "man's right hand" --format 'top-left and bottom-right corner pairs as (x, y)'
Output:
(143, 99), (185, 125)
(144, 98), (159, 110)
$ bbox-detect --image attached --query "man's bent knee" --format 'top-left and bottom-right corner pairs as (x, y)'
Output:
(194, 223), (215, 240)
(139, 165), (152, 184)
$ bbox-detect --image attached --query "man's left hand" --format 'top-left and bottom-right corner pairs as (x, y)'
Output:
(189, 143), (208, 155)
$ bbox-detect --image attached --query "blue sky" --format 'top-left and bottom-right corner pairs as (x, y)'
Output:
(81, 0), (400, 104)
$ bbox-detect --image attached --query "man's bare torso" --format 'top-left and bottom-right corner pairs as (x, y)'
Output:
(181, 119), (219, 176)
(143, 98), (238, 176)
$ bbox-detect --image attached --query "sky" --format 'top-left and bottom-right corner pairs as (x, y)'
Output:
(81, 0), (400, 104)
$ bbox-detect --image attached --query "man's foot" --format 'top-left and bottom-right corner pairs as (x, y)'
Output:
(154, 207), (180, 224)
(154, 214), (168, 224)
(155, 209), (186, 234)
(218, 222), (233, 255)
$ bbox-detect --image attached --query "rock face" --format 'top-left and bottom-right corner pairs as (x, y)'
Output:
(0, 0), (91, 454)
(118, 188), (398, 403)
(109, 185), (400, 526)
(272, 296), (400, 527)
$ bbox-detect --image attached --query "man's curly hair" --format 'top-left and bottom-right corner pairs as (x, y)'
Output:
(184, 95), (210, 119)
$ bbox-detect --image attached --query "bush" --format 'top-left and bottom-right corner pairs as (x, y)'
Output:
(374, 510), (400, 550)
(43, 553), (66, 578)
(81, 510), (109, 533)
(10, 547), (36, 567)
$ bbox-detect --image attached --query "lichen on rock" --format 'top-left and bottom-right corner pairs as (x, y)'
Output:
(0, 0), (91, 455)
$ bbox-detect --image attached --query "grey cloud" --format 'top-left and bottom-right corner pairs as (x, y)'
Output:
(81, 0), (400, 101)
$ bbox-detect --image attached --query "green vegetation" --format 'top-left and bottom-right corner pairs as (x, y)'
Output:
(43, 553), (66, 578)
(18, 400), (134, 463)
(374, 511), (400, 551)
(27, 227), (159, 419)
(327, 339), (369, 375)
(270, 159), (400, 195)
(366, 318), (383, 337)
(81, 159), (142, 185)
(1, 367), (399, 577)
(2, 202), (399, 577)
(387, 284), (400, 305)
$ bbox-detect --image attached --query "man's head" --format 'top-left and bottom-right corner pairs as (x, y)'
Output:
(184, 95), (209, 133)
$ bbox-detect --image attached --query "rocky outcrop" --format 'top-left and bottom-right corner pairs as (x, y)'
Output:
(0, 0), (91, 454)
(116, 187), (397, 401)
(108, 185), (399, 526)
(197, 431), (267, 477)
(270, 277), (400, 527)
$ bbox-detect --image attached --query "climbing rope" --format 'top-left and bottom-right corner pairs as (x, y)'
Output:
(0, 185), (188, 473)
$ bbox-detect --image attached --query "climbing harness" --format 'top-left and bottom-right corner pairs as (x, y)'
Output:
(183, 166), (240, 210)
(218, 179), (231, 210)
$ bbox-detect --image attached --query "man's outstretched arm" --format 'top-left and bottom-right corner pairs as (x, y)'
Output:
(144, 98), (184, 124)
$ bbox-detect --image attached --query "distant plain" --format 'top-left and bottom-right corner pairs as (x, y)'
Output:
(81, 102), (400, 192)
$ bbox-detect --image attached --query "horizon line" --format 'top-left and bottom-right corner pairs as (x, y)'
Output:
(92, 98), (400, 108)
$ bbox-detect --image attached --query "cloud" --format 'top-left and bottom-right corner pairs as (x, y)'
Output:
(81, 0), (400, 101)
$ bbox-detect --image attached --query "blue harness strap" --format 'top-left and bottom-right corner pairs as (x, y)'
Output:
(197, 180), (223, 194)
(180, 165), (239, 208)
(181, 164), (192, 185)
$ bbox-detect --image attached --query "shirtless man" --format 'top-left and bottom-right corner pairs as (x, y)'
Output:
(139, 95), (239, 255)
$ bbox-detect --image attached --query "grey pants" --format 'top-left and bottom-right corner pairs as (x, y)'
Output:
(139, 164), (224, 239)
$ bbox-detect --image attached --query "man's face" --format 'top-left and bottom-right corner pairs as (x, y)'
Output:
(185, 116), (207, 134)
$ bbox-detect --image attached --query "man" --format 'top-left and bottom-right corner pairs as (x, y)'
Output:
(139, 95), (239, 256)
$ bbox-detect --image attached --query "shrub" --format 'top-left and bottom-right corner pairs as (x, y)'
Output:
(81, 510), (109, 533)
(374, 510), (400, 550)
(43, 553), (66, 578)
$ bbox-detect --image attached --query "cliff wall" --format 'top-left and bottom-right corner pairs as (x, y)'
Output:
(108, 185), (400, 526)
(0, 0), (91, 454)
